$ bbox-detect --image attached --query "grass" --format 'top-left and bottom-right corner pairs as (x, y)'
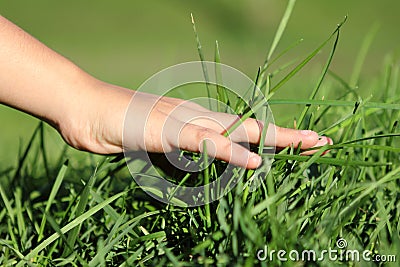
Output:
(1, 2), (400, 266)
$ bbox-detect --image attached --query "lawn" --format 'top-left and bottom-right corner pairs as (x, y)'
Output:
(0, 1), (399, 266)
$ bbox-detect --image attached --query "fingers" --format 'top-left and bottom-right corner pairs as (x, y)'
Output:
(167, 121), (262, 169)
(300, 136), (333, 155)
(269, 126), (319, 148)
(171, 108), (332, 155)
(139, 96), (333, 170)
(152, 96), (334, 153)
(192, 112), (328, 150)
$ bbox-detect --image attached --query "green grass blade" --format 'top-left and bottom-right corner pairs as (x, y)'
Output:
(0, 240), (24, 260)
(269, 98), (400, 110)
(258, 0), (296, 96)
(214, 40), (229, 112)
(44, 210), (89, 266)
(104, 211), (126, 245)
(223, 99), (267, 138)
(202, 141), (211, 229)
(266, 38), (303, 69)
(91, 190), (121, 222)
(13, 122), (41, 180)
(349, 23), (379, 88)
(191, 13), (212, 109)
(338, 133), (400, 145)
(272, 154), (391, 167)
(89, 215), (136, 267)
(0, 185), (15, 225)
(338, 167), (400, 220)
(296, 19), (341, 129)
(264, 0), (297, 66)
(62, 167), (97, 257)
(269, 16), (347, 96)
(14, 188), (26, 243)
(39, 122), (50, 179)
(250, 67), (261, 105)
(18, 191), (126, 266)
(38, 160), (68, 242)
(329, 143), (400, 153)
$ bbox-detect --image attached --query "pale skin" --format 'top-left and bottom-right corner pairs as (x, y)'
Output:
(0, 15), (332, 170)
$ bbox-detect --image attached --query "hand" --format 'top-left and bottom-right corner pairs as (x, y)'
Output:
(64, 81), (332, 170)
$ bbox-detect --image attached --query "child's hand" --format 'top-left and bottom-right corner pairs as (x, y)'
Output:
(62, 82), (332, 170)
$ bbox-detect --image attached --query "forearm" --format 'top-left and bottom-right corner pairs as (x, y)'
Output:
(0, 15), (134, 153)
(0, 15), (97, 128)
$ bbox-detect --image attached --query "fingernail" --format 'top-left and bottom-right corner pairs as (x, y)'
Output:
(318, 136), (333, 155)
(249, 152), (262, 168)
(316, 136), (329, 146)
(327, 137), (333, 145)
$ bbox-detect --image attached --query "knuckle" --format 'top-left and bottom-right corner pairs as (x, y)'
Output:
(196, 127), (214, 141)
(221, 141), (233, 154)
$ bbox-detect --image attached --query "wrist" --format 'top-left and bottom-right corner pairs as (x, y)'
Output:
(58, 78), (134, 155)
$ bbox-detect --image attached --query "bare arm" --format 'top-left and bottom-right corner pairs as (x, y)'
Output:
(0, 15), (132, 152)
(0, 15), (332, 169)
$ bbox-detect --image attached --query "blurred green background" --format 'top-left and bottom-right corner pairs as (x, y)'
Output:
(0, 0), (399, 167)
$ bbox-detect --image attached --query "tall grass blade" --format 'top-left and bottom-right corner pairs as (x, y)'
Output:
(272, 154), (391, 166)
(349, 23), (379, 88)
(191, 13), (212, 109)
(264, 0), (297, 68)
(89, 216), (136, 267)
(39, 122), (50, 179)
(297, 19), (341, 129)
(38, 160), (68, 242)
(44, 210), (89, 266)
(18, 191), (126, 266)
(269, 16), (347, 96)
(14, 188), (26, 244)
(202, 141), (211, 229)
(0, 185), (15, 225)
(13, 122), (41, 180)
(214, 40), (229, 112)
(339, 167), (400, 220)
(269, 98), (400, 110)
(258, 0), (296, 96)
(62, 167), (97, 257)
